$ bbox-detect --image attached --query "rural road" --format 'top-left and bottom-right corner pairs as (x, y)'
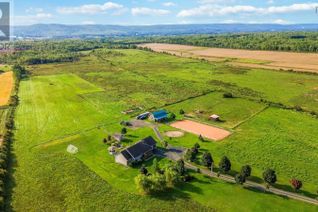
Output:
(142, 120), (318, 206)
(184, 162), (318, 206)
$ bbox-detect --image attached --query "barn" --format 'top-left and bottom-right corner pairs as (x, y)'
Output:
(150, 110), (168, 122)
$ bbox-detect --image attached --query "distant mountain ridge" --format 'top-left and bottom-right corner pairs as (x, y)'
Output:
(13, 23), (318, 39)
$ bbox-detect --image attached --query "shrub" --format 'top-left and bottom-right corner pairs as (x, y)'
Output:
(223, 92), (234, 98)
(290, 179), (303, 191)
(235, 174), (246, 185)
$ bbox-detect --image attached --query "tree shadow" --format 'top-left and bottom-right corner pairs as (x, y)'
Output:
(4, 139), (17, 212)
(274, 183), (318, 199)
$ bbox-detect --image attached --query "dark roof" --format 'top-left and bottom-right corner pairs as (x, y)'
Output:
(126, 142), (152, 158)
(120, 136), (157, 159)
(121, 149), (133, 160)
(152, 110), (168, 119)
(142, 136), (156, 147)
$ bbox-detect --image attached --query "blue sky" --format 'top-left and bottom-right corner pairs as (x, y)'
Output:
(12, 0), (318, 25)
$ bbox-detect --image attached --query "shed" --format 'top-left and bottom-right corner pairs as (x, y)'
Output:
(67, 144), (78, 154)
(150, 110), (168, 122)
(210, 114), (220, 121)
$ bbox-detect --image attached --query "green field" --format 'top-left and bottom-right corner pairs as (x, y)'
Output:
(10, 48), (318, 211)
(0, 109), (8, 135)
(164, 92), (267, 129)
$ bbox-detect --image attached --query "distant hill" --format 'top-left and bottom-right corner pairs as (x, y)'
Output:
(13, 24), (318, 39)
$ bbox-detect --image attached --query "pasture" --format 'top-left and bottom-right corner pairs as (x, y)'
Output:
(140, 43), (318, 73)
(10, 48), (318, 211)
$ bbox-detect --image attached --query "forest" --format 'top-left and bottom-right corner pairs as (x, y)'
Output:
(125, 32), (318, 53)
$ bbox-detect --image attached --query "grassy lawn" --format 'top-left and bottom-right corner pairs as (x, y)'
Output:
(164, 92), (266, 129)
(11, 49), (318, 211)
(163, 107), (318, 195)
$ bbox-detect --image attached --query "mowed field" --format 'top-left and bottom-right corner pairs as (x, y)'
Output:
(10, 48), (318, 211)
(0, 71), (14, 106)
(140, 43), (318, 73)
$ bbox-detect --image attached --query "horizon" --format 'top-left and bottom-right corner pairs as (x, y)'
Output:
(12, 1), (318, 26)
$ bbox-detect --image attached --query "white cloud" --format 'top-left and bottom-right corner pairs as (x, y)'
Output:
(132, 7), (171, 16)
(26, 7), (44, 13)
(57, 2), (124, 14)
(177, 3), (318, 17)
(198, 0), (235, 3)
(163, 2), (176, 7)
(14, 12), (53, 25)
(273, 19), (290, 25)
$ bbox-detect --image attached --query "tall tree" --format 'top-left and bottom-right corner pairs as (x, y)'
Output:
(219, 156), (231, 174)
(263, 169), (277, 188)
(240, 165), (252, 178)
(202, 152), (213, 169)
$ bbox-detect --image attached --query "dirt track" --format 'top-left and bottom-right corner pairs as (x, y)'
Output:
(0, 71), (14, 106)
(140, 43), (318, 73)
(171, 120), (231, 141)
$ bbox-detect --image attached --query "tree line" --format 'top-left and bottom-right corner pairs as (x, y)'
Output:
(128, 32), (318, 53)
(0, 64), (26, 209)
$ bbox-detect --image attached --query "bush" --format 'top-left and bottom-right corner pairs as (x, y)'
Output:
(223, 92), (234, 98)
(290, 179), (303, 191)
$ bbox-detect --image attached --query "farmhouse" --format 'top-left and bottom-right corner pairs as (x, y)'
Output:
(150, 110), (168, 122)
(115, 136), (157, 166)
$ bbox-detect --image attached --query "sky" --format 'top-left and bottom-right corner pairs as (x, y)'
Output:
(11, 0), (318, 25)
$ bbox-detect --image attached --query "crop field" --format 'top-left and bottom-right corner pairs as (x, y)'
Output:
(0, 71), (14, 106)
(140, 43), (318, 73)
(10, 48), (318, 211)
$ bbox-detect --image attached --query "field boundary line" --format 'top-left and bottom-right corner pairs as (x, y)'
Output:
(232, 105), (270, 129)
(30, 121), (118, 150)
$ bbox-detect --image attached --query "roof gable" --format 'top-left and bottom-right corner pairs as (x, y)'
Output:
(142, 136), (157, 147)
(120, 136), (157, 159)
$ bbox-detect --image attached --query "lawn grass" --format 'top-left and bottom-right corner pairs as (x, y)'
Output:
(11, 49), (318, 210)
(164, 92), (266, 129)
(163, 107), (318, 195)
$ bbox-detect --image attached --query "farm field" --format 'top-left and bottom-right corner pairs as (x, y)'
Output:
(163, 107), (318, 194)
(164, 92), (267, 129)
(10, 47), (318, 211)
(140, 43), (318, 73)
(0, 71), (14, 106)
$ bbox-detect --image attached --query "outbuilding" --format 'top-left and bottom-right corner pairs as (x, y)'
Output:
(209, 114), (220, 121)
(150, 110), (168, 122)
